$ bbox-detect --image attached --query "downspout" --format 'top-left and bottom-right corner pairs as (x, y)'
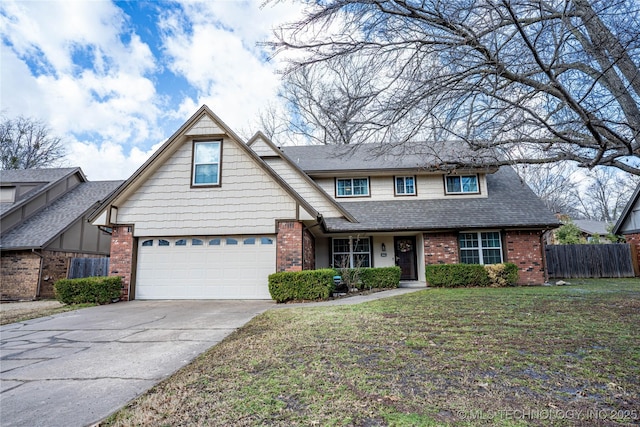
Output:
(32, 249), (44, 300)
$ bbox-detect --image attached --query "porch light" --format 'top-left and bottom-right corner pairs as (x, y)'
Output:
(381, 243), (386, 252)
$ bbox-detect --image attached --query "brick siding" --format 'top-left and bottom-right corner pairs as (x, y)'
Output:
(423, 230), (547, 285)
(504, 230), (546, 285)
(624, 233), (640, 276)
(39, 251), (108, 298)
(277, 221), (305, 272)
(109, 225), (134, 301)
(423, 232), (459, 265)
(1, 251), (41, 300)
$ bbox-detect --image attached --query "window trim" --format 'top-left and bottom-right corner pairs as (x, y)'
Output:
(394, 175), (417, 196)
(331, 237), (372, 268)
(191, 140), (223, 188)
(459, 231), (503, 265)
(444, 174), (480, 195)
(335, 177), (371, 198)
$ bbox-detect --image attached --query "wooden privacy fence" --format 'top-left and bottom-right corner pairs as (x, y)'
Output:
(68, 257), (110, 279)
(545, 244), (635, 278)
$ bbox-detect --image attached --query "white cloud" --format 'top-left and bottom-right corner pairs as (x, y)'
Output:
(1, 0), (305, 180)
(66, 138), (163, 181)
(159, 0), (304, 131)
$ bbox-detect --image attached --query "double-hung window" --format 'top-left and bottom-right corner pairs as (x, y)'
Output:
(459, 231), (503, 264)
(336, 178), (369, 197)
(332, 237), (371, 268)
(395, 176), (416, 195)
(445, 175), (479, 194)
(192, 141), (221, 186)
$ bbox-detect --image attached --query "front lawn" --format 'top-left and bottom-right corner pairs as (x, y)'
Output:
(104, 279), (640, 426)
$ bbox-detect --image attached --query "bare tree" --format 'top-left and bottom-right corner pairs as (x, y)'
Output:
(575, 168), (640, 221)
(515, 162), (582, 216)
(270, 0), (640, 174)
(1, 116), (66, 169)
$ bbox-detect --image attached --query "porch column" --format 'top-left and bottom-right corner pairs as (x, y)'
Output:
(276, 221), (304, 272)
(109, 225), (134, 301)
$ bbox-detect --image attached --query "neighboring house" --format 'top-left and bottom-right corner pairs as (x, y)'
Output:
(573, 219), (612, 242)
(0, 168), (122, 300)
(613, 183), (640, 274)
(90, 105), (560, 301)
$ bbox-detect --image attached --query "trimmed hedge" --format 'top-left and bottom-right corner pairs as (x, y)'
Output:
(268, 269), (335, 303)
(425, 263), (519, 288)
(337, 266), (402, 290)
(54, 276), (122, 304)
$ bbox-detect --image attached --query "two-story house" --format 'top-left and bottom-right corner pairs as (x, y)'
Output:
(90, 105), (560, 300)
(1, 168), (122, 300)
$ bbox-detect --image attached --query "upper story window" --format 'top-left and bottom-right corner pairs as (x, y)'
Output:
(336, 178), (369, 197)
(445, 175), (479, 194)
(192, 141), (221, 186)
(395, 176), (416, 196)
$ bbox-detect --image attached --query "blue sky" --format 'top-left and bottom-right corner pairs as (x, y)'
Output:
(1, 0), (303, 180)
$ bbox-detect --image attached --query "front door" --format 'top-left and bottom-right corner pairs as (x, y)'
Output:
(394, 236), (417, 280)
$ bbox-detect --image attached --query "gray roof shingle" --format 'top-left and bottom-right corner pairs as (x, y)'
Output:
(324, 167), (560, 231)
(0, 168), (83, 216)
(0, 180), (123, 249)
(0, 168), (79, 183)
(281, 141), (500, 173)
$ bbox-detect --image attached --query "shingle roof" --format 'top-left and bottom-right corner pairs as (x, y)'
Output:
(0, 168), (84, 216)
(573, 220), (611, 235)
(0, 180), (123, 250)
(281, 141), (500, 173)
(0, 168), (79, 183)
(323, 167), (560, 232)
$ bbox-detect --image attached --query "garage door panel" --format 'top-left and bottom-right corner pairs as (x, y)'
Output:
(136, 236), (275, 299)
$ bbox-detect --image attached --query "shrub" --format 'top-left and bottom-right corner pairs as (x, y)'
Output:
(485, 263), (519, 287)
(425, 264), (490, 288)
(357, 267), (402, 290)
(268, 269), (335, 303)
(54, 276), (122, 304)
(426, 263), (520, 288)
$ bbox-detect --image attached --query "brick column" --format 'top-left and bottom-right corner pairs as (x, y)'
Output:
(624, 233), (640, 276)
(423, 232), (459, 265)
(109, 225), (134, 300)
(505, 230), (545, 285)
(277, 221), (304, 272)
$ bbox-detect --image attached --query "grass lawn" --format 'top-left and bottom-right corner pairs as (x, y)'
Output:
(104, 279), (640, 426)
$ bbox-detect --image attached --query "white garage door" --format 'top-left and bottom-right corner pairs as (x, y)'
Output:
(135, 236), (276, 299)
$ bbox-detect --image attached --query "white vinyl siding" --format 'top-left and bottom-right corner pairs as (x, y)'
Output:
(263, 157), (343, 217)
(117, 136), (298, 236)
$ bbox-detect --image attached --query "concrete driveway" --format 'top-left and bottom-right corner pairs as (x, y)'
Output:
(0, 300), (273, 427)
